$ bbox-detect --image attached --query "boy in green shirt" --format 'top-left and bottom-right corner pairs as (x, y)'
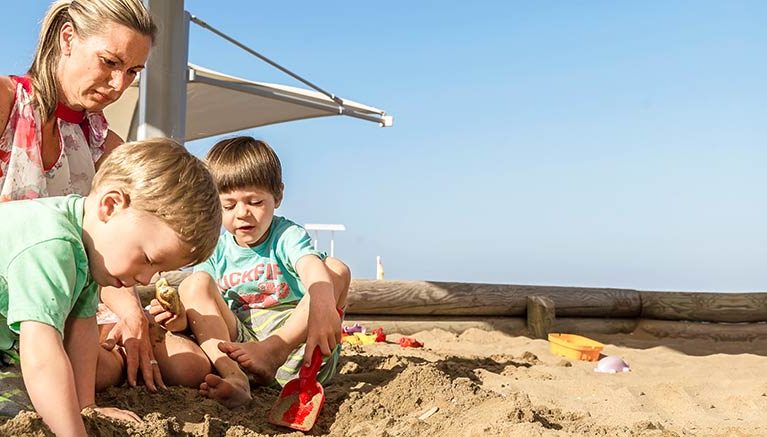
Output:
(149, 136), (350, 408)
(0, 138), (221, 436)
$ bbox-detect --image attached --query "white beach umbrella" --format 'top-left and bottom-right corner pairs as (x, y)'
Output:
(104, 63), (392, 143)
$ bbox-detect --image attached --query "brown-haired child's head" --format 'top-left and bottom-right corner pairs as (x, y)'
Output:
(205, 136), (283, 201)
(205, 136), (284, 248)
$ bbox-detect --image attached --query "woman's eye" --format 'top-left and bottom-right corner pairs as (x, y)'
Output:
(223, 205), (235, 211)
(250, 201), (263, 206)
(101, 57), (117, 67)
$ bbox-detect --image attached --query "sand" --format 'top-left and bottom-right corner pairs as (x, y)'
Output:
(2, 328), (766, 436)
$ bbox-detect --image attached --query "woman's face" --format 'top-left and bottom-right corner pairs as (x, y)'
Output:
(57, 21), (151, 111)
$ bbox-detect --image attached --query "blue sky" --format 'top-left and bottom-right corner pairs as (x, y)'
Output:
(3, 1), (765, 291)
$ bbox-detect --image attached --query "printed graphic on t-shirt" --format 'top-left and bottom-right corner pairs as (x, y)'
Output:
(218, 262), (290, 309)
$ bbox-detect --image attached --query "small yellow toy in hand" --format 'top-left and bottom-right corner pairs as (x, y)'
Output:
(155, 278), (182, 314)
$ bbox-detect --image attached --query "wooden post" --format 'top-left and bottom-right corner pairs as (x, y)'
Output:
(527, 296), (555, 339)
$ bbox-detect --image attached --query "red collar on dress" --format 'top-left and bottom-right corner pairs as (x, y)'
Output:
(12, 75), (91, 142)
(54, 101), (86, 124)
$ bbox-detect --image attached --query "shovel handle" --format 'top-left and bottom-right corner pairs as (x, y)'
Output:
(299, 346), (323, 380)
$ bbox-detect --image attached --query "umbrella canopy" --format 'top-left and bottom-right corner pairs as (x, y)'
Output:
(104, 63), (392, 143)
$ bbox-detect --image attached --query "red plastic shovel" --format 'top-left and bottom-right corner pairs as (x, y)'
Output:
(268, 346), (325, 431)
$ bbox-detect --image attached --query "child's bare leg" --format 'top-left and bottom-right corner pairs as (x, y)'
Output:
(179, 272), (251, 407)
(96, 322), (125, 391)
(152, 332), (211, 387)
(96, 347), (125, 391)
(219, 258), (351, 383)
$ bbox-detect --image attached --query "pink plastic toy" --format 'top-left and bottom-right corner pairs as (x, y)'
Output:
(594, 355), (631, 373)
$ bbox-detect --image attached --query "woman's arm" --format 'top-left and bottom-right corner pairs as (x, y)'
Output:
(20, 320), (88, 437)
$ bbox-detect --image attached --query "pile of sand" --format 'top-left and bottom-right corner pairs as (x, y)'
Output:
(2, 328), (766, 436)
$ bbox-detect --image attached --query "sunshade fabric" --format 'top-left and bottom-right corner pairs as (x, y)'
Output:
(104, 64), (389, 142)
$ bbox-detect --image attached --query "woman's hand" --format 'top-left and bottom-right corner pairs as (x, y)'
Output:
(102, 311), (165, 392)
(100, 286), (166, 391)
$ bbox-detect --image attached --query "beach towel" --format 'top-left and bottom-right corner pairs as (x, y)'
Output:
(0, 345), (32, 417)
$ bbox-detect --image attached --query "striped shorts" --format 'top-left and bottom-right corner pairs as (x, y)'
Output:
(233, 303), (342, 388)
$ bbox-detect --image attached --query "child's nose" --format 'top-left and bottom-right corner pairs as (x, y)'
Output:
(235, 203), (250, 218)
(135, 270), (154, 286)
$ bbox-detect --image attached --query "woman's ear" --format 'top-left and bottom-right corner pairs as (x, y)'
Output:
(59, 22), (75, 56)
(96, 189), (129, 222)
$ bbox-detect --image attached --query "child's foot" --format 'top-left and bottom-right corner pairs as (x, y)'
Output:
(218, 336), (291, 385)
(199, 373), (252, 408)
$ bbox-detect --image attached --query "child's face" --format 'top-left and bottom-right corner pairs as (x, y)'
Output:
(87, 194), (190, 288)
(220, 186), (281, 247)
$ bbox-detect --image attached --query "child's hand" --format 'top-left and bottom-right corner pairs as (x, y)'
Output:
(147, 298), (187, 333)
(305, 294), (342, 366)
(86, 405), (142, 423)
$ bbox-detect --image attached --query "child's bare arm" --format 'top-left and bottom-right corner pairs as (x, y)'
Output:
(295, 255), (342, 364)
(19, 320), (88, 436)
(63, 316), (99, 409)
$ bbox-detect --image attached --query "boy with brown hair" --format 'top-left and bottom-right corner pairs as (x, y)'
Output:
(150, 136), (350, 408)
(0, 138), (221, 436)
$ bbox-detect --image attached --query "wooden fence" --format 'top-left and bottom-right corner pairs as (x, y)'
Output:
(136, 274), (767, 341)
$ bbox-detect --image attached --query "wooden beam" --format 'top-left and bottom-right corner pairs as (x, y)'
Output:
(640, 291), (767, 323)
(343, 316), (528, 336)
(637, 319), (767, 341)
(135, 275), (766, 323)
(527, 296), (555, 339)
(344, 316), (638, 336)
(347, 279), (641, 318)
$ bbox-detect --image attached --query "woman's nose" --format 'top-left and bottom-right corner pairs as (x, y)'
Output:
(108, 71), (128, 92)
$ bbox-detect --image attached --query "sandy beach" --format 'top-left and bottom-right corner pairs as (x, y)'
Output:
(2, 326), (766, 436)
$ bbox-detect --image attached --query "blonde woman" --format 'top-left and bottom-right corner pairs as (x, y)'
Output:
(0, 0), (165, 393)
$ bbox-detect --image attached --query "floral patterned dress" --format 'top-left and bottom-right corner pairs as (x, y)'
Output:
(0, 76), (109, 202)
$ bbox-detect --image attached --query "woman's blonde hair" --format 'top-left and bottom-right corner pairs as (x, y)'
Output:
(205, 136), (284, 201)
(91, 138), (222, 265)
(28, 0), (157, 119)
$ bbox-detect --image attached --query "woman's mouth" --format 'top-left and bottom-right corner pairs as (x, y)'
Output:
(93, 91), (111, 104)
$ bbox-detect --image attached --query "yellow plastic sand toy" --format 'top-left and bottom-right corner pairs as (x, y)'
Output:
(342, 332), (378, 345)
(548, 333), (604, 361)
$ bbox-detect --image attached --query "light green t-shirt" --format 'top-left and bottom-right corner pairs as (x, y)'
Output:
(0, 195), (98, 350)
(194, 216), (325, 312)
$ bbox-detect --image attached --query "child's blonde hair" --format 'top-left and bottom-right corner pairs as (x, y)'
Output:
(91, 138), (221, 265)
(205, 136), (283, 201)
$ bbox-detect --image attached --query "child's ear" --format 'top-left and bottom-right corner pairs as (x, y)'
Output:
(274, 183), (285, 208)
(97, 189), (130, 222)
